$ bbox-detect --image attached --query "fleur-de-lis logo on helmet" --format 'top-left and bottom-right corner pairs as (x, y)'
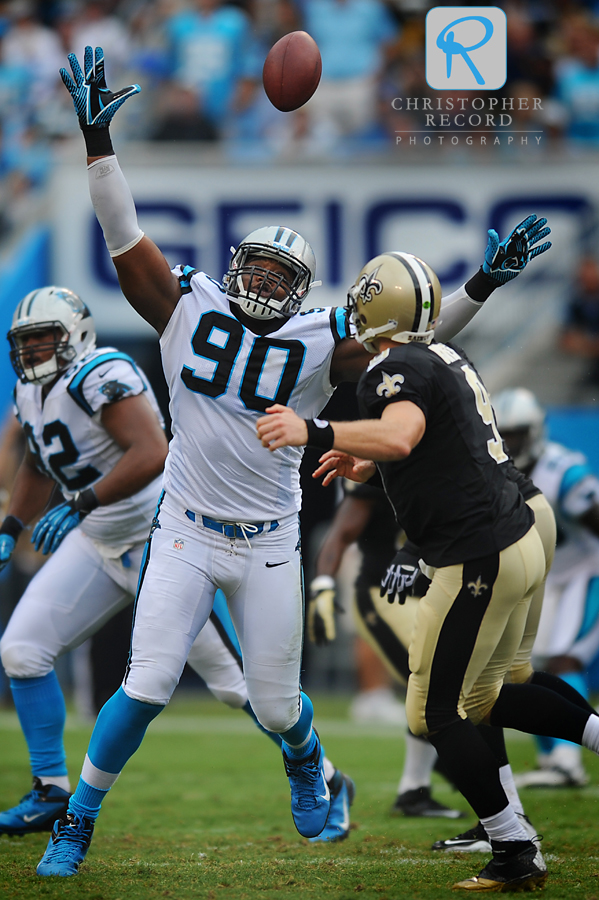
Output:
(354, 266), (383, 304)
(376, 372), (405, 398)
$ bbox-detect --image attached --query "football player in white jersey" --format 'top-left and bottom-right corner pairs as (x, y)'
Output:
(35, 46), (551, 877)
(0, 287), (353, 845)
(0, 284), (167, 832)
(494, 387), (599, 788)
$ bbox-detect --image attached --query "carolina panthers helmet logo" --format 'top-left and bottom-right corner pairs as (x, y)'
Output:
(53, 288), (89, 316)
(355, 266), (383, 304)
(376, 372), (405, 398)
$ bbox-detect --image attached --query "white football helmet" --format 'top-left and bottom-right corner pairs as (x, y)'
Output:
(492, 387), (546, 469)
(8, 286), (96, 385)
(347, 252), (442, 353)
(223, 226), (316, 320)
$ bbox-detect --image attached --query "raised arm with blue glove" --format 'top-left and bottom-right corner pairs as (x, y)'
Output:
(462, 214), (552, 305)
(482, 214), (552, 285)
(60, 45), (140, 156)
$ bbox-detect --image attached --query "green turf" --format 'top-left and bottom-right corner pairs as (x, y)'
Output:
(1, 692), (599, 899)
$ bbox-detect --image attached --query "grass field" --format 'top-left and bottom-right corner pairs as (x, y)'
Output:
(1, 692), (599, 899)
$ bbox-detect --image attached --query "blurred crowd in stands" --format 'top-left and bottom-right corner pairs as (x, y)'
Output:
(1, 0), (599, 235)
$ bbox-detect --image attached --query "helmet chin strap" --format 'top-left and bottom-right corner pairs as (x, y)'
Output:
(23, 357), (61, 386)
(240, 296), (285, 320)
(354, 318), (398, 345)
(354, 316), (435, 349)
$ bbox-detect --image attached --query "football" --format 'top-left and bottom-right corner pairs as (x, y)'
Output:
(262, 31), (322, 112)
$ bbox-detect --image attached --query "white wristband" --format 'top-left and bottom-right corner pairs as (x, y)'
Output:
(87, 155), (144, 256)
(310, 575), (335, 592)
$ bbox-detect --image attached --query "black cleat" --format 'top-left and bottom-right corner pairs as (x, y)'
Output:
(452, 839), (548, 891)
(392, 786), (465, 818)
(432, 821), (492, 852)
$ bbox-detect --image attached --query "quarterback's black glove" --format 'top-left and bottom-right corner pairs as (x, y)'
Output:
(380, 545), (430, 604)
(308, 575), (340, 646)
(32, 488), (99, 555)
(60, 46), (140, 154)
(482, 214), (551, 285)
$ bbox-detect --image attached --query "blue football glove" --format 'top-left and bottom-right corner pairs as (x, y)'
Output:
(0, 515), (23, 572)
(32, 488), (98, 555)
(60, 45), (140, 130)
(0, 534), (16, 573)
(482, 214), (552, 285)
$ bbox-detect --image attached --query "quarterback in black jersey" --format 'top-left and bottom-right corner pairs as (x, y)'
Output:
(356, 338), (533, 568)
(258, 251), (599, 892)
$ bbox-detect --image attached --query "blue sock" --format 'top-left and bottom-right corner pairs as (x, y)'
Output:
(11, 672), (67, 777)
(243, 700), (283, 748)
(69, 779), (109, 821)
(87, 686), (164, 774)
(280, 692), (315, 758)
(66, 688), (164, 821)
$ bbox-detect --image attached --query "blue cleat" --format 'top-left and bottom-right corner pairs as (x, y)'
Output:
(37, 812), (94, 877)
(309, 769), (355, 842)
(283, 732), (330, 838)
(0, 778), (70, 836)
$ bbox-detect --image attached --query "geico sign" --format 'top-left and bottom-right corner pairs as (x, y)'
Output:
(90, 194), (591, 290)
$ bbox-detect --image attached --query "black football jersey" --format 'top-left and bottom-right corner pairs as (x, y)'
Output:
(505, 459), (541, 503)
(356, 340), (534, 567)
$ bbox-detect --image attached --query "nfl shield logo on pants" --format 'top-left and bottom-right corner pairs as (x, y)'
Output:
(173, 538), (185, 550)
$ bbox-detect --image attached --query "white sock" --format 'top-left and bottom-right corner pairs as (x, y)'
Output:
(499, 765), (524, 816)
(81, 754), (120, 791)
(582, 714), (599, 753)
(481, 804), (529, 843)
(323, 756), (335, 783)
(39, 775), (71, 793)
(398, 732), (437, 794)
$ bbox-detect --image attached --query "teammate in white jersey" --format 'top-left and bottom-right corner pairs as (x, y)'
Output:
(0, 284), (167, 832)
(494, 387), (599, 788)
(0, 286), (353, 845)
(36, 46), (552, 877)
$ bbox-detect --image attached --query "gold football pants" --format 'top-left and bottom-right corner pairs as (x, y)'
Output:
(406, 524), (546, 736)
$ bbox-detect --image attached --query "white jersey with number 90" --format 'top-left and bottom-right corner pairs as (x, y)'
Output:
(160, 268), (349, 522)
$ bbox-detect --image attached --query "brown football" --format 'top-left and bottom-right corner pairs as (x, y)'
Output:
(263, 31), (322, 112)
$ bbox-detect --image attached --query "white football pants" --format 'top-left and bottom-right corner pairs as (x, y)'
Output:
(123, 493), (304, 733)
